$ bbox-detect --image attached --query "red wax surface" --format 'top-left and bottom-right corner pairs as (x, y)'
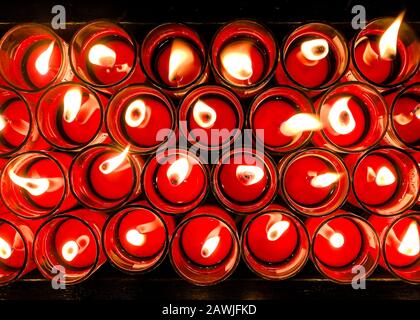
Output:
(252, 99), (297, 147)
(123, 96), (172, 147)
(156, 155), (206, 204)
(181, 216), (233, 266)
(54, 219), (96, 269)
(0, 98), (30, 149)
(118, 209), (166, 258)
(188, 96), (237, 146)
(219, 39), (265, 86)
(155, 38), (202, 87)
(247, 213), (298, 263)
(284, 156), (336, 206)
(19, 158), (64, 208)
(85, 37), (135, 85)
(320, 96), (366, 147)
(353, 155), (398, 206)
(0, 223), (25, 269)
(285, 40), (330, 88)
(392, 96), (420, 145)
(89, 152), (134, 200)
(314, 217), (363, 267)
(219, 153), (268, 203)
(385, 218), (419, 267)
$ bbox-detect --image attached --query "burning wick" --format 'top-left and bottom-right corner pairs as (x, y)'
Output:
(8, 170), (50, 196)
(329, 232), (345, 249)
(309, 172), (340, 188)
(398, 221), (420, 256)
(99, 146), (130, 174)
(61, 235), (90, 262)
(328, 97), (356, 135)
(236, 165), (265, 186)
(168, 39), (195, 82)
(124, 99), (149, 128)
(201, 235), (220, 258)
(221, 42), (253, 81)
(126, 229), (146, 247)
(379, 11), (405, 60)
(192, 100), (217, 128)
(300, 38), (329, 62)
(88, 44), (117, 68)
(367, 166), (396, 186)
(35, 42), (55, 76)
(280, 113), (322, 137)
(267, 221), (290, 241)
(63, 88), (82, 123)
(0, 237), (12, 259)
(166, 157), (190, 186)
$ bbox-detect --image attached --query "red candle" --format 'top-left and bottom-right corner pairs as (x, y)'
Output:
(312, 82), (388, 152)
(0, 152), (76, 219)
(141, 23), (208, 97)
(347, 147), (419, 216)
(210, 20), (277, 97)
(279, 23), (348, 91)
(306, 212), (380, 283)
(70, 145), (143, 210)
(70, 21), (143, 93)
(179, 85), (244, 150)
(36, 82), (105, 151)
(351, 14), (419, 88)
(33, 209), (107, 285)
(0, 23), (71, 92)
(249, 87), (318, 153)
(142, 149), (208, 215)
(278, 148), (349, 216)
(106, 85), (176, 154)
(170, 205), (240, 285)
(212, 148), (278, 214)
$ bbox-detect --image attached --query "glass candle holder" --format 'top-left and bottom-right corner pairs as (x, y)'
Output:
(370, 212), (420, 283)
(106, 85), (176, 154)
(33, 208), (107, 285)
(277, 23), (348, 93)
(70, 144), (143, 211)
(345, 147), (419, 216)
(384, 83), (420, 151)
(170, 205), (240, 285)
(178, 85), (244, 151)
(306, 211), (380, 283)
(248, 86), (317, 153)
(241, 205), (310, 280)
(103, 202), (175, 273)
(278, 148), (349, 216)
(212, 148), (278, 214)
(142, 148), (208, 215)
(140, 23), (208, 98)
(351, 15), (419, 89)
(0, 23), (72, 93)
(0, 211), (43, 286)
(312, 82), (388, 153)
(0, 151), (76, 219)
(210, 20), (278, 97)
(0, 86), (48, 157)
(36, 82), (106, 151)
(70, 20), (144, 94)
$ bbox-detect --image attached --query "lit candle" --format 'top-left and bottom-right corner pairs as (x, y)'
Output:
(212, 148), (278, 214)
(351, 13), (419, 88)
(142, 149), (208, 215)
(178, 85), (244, 150)
(170, 205), (240, 285)
(211, 20), (277, 97)
(106, 85), (176, 154)
(278, 148), (349, 216)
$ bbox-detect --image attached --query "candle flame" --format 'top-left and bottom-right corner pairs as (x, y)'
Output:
(300, 38), (329, 61)
(221, 43), (253, 81)
(394, 106), (420, 125)
(280, 113), (322, 136)
(99, 146), (130, 174)
(166, 157), (190, 186)
(8, 170), (50, 196)
(236, 165), (265, 186)
(379, 12), (405, 60)
(329, 232), (345, 249)
(88, 44), (116, 68)
(309, 172), (340, 188)
(63, 88), (82, 123)
(126, 229), (146, 247)
(124, 99), (149, 128)
(367, 166), (396, 186)
(35, 42), (55, 76)
(192, 100), (217, 128)
(168, 39), (195, 82)
(327, 97), (356, 135)
(398, 221), (420, 256)
(0, 237), (12, 259)
(0, 115), (6, 132)
(61, 240), (78, 262)
(267, 221), (290, 241)
(201, 235), (220, 258)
